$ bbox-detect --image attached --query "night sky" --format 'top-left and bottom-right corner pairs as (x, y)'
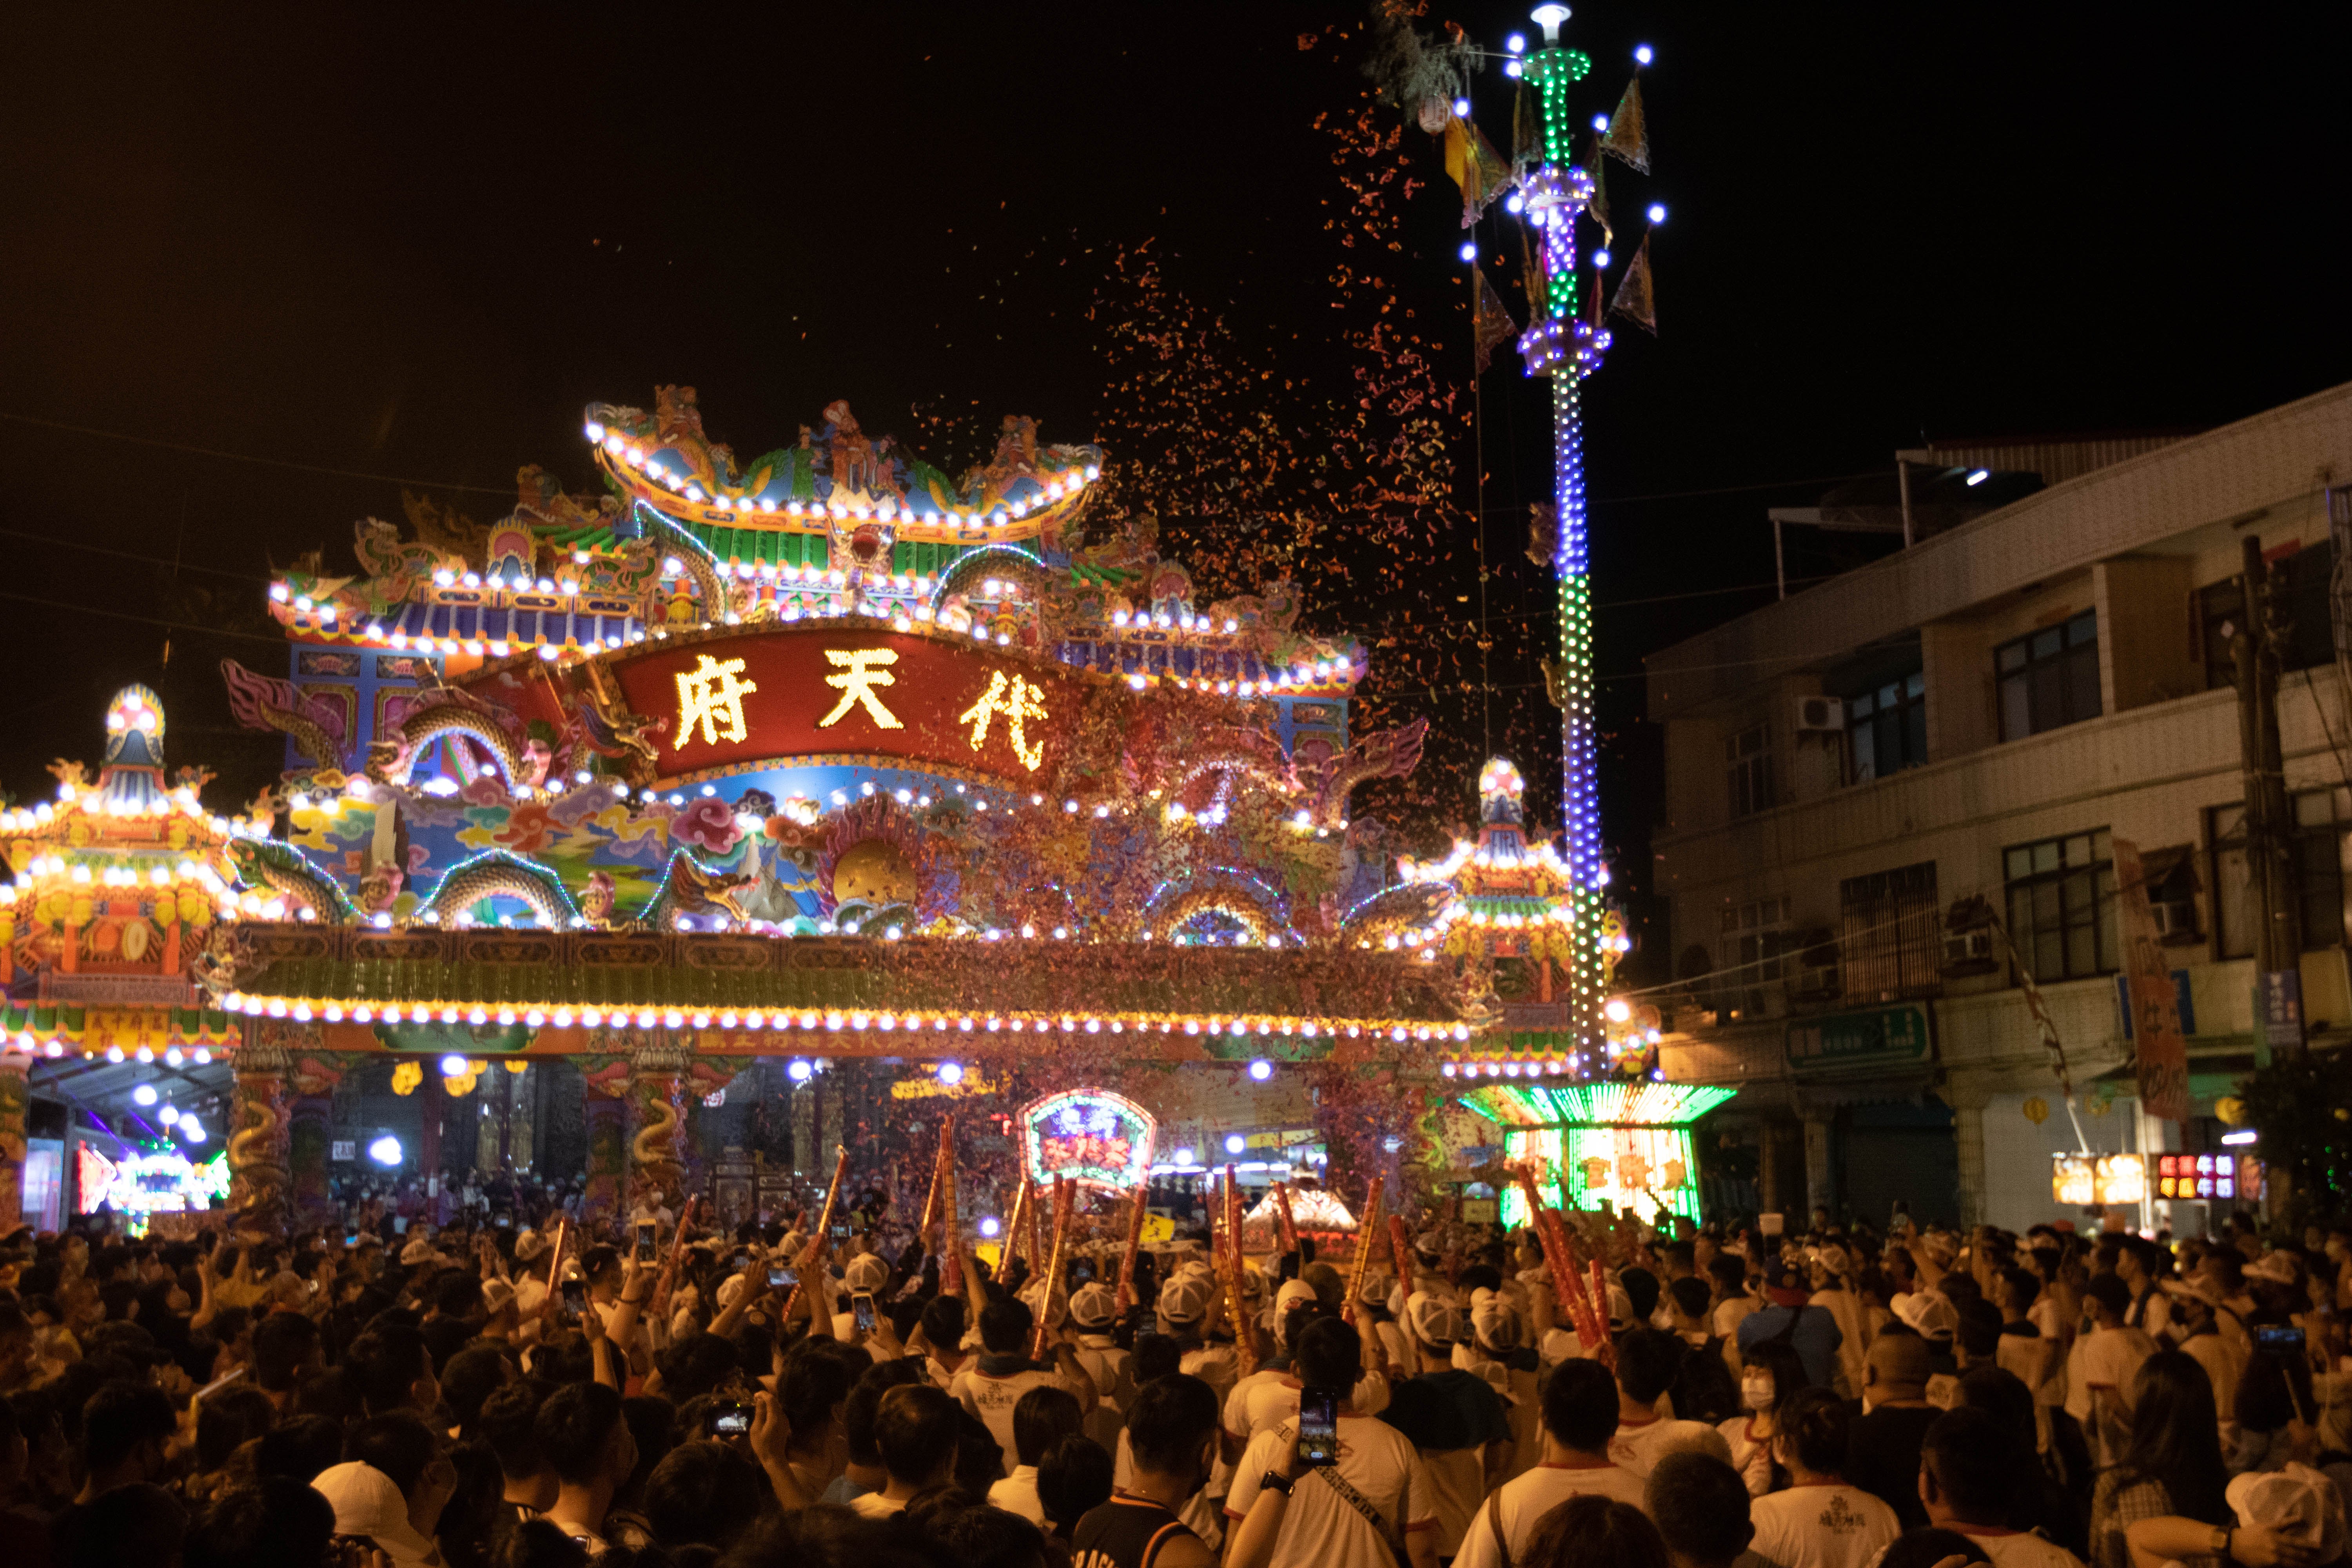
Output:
(4, 5), (2346, 977)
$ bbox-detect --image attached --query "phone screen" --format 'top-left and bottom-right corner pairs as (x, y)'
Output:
(2255, 1324), (2307, 1356)
(561, 1279), (586, 1313)
(829, 1221), (851, 1243)
(768, 1265), (797, 1290)
(1069, 1260), (1095, 1285)
(731, 1249), (750, 1272)
(707, 1401), (753, 1437)
(497, 1215), (512, 1229)
(634, 1222), (658, 1263)
(1294, 1387), (1340, 1468)
(853, 1293), (877, 1334)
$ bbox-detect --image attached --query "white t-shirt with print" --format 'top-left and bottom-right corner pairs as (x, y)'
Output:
(1452, 1461), (1652, 1568)
(1748, 1483), (1900, 1568)
(949, 1363), (1087, 1477)
(1225, 1418), (1438, 1568)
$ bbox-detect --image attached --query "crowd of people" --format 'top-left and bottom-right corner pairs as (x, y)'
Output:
(3, 1201), (2350, 1568)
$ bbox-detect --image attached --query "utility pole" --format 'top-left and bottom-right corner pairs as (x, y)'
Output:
(2234, 534), (2304, 1054)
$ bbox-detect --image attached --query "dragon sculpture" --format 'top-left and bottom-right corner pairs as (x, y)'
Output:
(1299, 717), (1429, 829)
(630, 1074), (687, 1209)
(639, 851), (754, 930)
(226, 839), (360, 923)
(367, 688), (538, 789)
(225, 1067), (290, 1236)
(569, 665), (660, 781)
(220, 659), (347, 773)
(419, 851), (579, 930)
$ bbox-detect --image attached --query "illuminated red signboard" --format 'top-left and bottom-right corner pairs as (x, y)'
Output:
(611, 627), (1089, 785)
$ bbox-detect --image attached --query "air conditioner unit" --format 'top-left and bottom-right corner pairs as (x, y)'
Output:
(1943, 928), (1993, 967)
(1795, 695), (1845, 733)
(2151, 900), (2196, 938)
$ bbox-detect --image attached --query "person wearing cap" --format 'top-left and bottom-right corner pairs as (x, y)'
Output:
(1466, 1286), (1543, 1482)
(2068, 1274), (2157, 1470)
(1377, 1290), (1514, 1556)
(1809, 1245), (1870, 1398)
(1737, 1262), (1845, 1393)
(1069, 1280), (1138, 1448)
(1224, 1318), (1442, 1568)
(831, 1249), (897, 1363)
(1359, 1269), (1411, 1374)
(314, 1426), (459, 1568)
(1159, 1268), (1243, 1408)
(1920, 1407), (2091, 1568)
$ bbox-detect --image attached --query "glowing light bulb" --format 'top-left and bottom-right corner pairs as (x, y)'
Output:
(1647, 203), (1667, 224)
(1634, 43), (1653, 64)
(1459, 241), (1477, 263)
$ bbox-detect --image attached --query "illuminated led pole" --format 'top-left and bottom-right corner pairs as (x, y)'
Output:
(1515, 4), (1611, 1055)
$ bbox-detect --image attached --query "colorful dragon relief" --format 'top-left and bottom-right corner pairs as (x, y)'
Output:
(0, 1059), (27, 1227)
(225, 1042), (293, 1237)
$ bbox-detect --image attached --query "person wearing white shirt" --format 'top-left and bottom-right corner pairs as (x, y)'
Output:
(1452, 1360), (1652, 1568)
(1920, 1406), (2089, 1568)
(1223, 1318), (1441, 1568)
(852, 1383), (962, 1521)
(1745, 1389), (1898, 1568)
(1069, 1281), (1139, 1450)
(1610, 1330), (1733, 1479)
(986, 1383), (1085, 1525)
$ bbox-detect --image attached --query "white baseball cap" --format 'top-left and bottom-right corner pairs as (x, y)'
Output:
(1406, 1290), (1465, 1347)
(1069, 1283), (1118, 1327)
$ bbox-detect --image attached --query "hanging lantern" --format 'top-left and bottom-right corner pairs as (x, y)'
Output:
(2022, 1096), (2049, 1126)
(390, 1061), (423, 1096)
(2214, 1096), (2247, 1126)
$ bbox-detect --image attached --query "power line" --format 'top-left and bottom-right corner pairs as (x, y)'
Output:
(0, 587), (287, 648)
(0, 523), (269, 583)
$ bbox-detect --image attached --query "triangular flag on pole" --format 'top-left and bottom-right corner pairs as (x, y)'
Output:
(1514, 210), (1549, 325)
(1600, 78), (1650, 173)
(1609, 231), (1657, 334)
(1585, 146), (1613, 247)
(1443, 119), (1515, 228)
(1472, 265), (1521, 374)
(1512, 81), (1541, 171)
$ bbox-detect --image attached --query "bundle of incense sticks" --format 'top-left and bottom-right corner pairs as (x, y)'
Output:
(1003, 1178), (1032, 1272)
(916, 1117), (951, 1240)
(1272, 1183), (1300, 1254)
(1029, 1176), (1075, 1359)
(1387, 1212), (1415, 1296)
(1113, 1181), (1147, 1314)
(1512, 1165), (1608, 1358)
(1022, 1178), (1044, 1272)
(1223, 1165), (1257, 1377)
(940, 1131), (962, 1294)
(1342, 1176), (1385, 1325)
(777, 1145), (851, 1324)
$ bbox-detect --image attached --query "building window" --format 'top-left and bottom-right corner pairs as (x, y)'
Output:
(2004, 830), (2118, 980)
(1720, 897), (1792, 1016)
(1996, 611), (2101, 740)
(1726, 724), (1774, 818)
(1848, 670), (1927, 783)
(2200, 541), (2336, 691)
(1838, 862), (1941, 999)
(2210, 788), (2352, 958)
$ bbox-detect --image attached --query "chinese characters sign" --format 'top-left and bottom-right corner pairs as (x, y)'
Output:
(1019, 1089), (1156, 1191)
(2114, 838), (2191, 1122)
(612, 628), (1088, 785)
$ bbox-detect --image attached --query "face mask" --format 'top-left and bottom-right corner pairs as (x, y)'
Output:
(1741, 1377), (1774, 1411)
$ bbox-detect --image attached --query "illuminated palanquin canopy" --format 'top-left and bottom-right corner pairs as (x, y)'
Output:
(0, 387), (1723, 1236)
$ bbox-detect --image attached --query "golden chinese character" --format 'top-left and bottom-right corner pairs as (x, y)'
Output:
(818, 648), (904, 730)
(958, 669), (1049, 771)
(674, 654), (759, 750)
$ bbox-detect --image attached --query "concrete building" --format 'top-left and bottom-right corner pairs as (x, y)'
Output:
(1644, 382), (2352, 1234)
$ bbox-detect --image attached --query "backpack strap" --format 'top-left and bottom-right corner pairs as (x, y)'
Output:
(1486, 1488), (1513, 1568)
